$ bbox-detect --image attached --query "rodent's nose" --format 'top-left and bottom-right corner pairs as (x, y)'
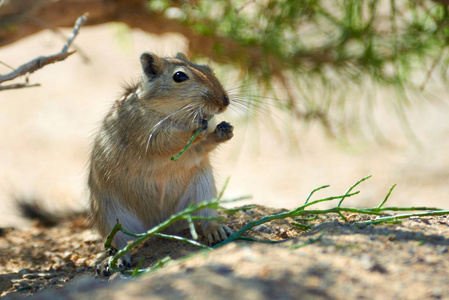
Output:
(222, 95), (230, 107)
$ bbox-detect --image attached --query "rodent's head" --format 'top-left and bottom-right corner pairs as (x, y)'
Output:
(137, 52), (229, 124)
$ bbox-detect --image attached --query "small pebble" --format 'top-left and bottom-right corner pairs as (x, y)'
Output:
(438, 246), (448, 254)
(18, 269), (31, 275)
(252, 224), (274, 234)
(209, 264), (233, 275)
(50, 276), (69, 285)
(16, 285), (33, 292)
(62, 251), (72, 260)
(22, 273), (38, 279)
(361, 256), (388, 274)
(37, 272), (55, 279)
(76, 257), (87, 266)
(387, 234), (396, 241)
(243, 209), (255, 216)
(415, 232), (424, 239)
(108, 273), (129, 283)
(11, 279), (31, 286)
(356, 223), (367, 229)
(279, 231), (289, 239)
(61, 266), (74, 272)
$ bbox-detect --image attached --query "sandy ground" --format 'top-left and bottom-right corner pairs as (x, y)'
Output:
(1, 24), (448, 228)
(1, 207), (448, 299)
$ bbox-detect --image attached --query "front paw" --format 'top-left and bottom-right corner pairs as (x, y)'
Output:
(197, 119), (209, 137)
(212, 121), (234, 143)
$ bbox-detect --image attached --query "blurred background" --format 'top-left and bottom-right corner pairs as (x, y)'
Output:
(1, 0), (448, 227)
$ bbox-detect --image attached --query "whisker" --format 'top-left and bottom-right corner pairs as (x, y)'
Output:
(230, 92), (292, 104)
(226, 82), (293, 95)
(186, 105), (200, 129)
(145, 104), (196, 153)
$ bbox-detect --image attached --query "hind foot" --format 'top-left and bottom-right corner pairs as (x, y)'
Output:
(203, 221), (233, 246)
(96, 248), (132, 277)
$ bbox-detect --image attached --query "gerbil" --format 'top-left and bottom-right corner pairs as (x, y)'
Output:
(88, 52), (234, 268)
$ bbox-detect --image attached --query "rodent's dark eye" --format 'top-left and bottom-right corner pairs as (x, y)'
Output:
(173, 71), (189, 83)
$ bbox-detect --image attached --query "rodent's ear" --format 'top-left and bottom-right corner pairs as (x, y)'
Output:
(140, 52), (164, 78)
(175, 52), (189, 61)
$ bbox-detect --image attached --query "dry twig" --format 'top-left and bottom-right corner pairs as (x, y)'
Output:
(0, 14), (87, 90)
(0, 83), (41, 91)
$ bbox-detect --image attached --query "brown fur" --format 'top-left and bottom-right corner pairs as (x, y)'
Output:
(88, 52), (234, 266)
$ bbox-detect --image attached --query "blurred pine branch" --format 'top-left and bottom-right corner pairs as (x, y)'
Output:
(146, 0), (449, 134)
(2, 0), (448, 135)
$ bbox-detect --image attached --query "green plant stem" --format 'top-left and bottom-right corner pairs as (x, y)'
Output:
(295, 215), (319, 222)
(108, 203), (212, 271)
(375, 184), (396, 210)
(338, 175), (372, 207)
(290, 222), (314, 230)
(374, 206), (444, 212)
(170, 127), (204, 161)
(186, 214), (198, 240)
(171, 116), (213, 161)
(132, 258), (145, 278)
(355, 210), (449, 226)
(104, 222), (122, 251)
(154, 233), (212, 250)
(304, 185), (329, 205)
(107, 196), (249, 271)
(217, 177), (230, 200)
(102, 175), (449, 278)
(127, 256), (171, 277)
(142, 256), (171, 274)
(290, 206), (445, 218)
(237, 236), (290, 244)
(221, 205), (257, 214)
(213, 191), (360, 248)
(337, 175), (372, 221)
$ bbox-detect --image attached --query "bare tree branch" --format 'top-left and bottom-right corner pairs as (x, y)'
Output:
(0, 83), (40, 91)
(0, 14), (87, 89)
(61, 14), (87, 53)
(30, 17), (90, 63)
(0, 51), (75, 84)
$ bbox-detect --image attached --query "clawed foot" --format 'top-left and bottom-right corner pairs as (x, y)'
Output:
(96, 248), (132, 277)
(203, 222), (234, 246)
